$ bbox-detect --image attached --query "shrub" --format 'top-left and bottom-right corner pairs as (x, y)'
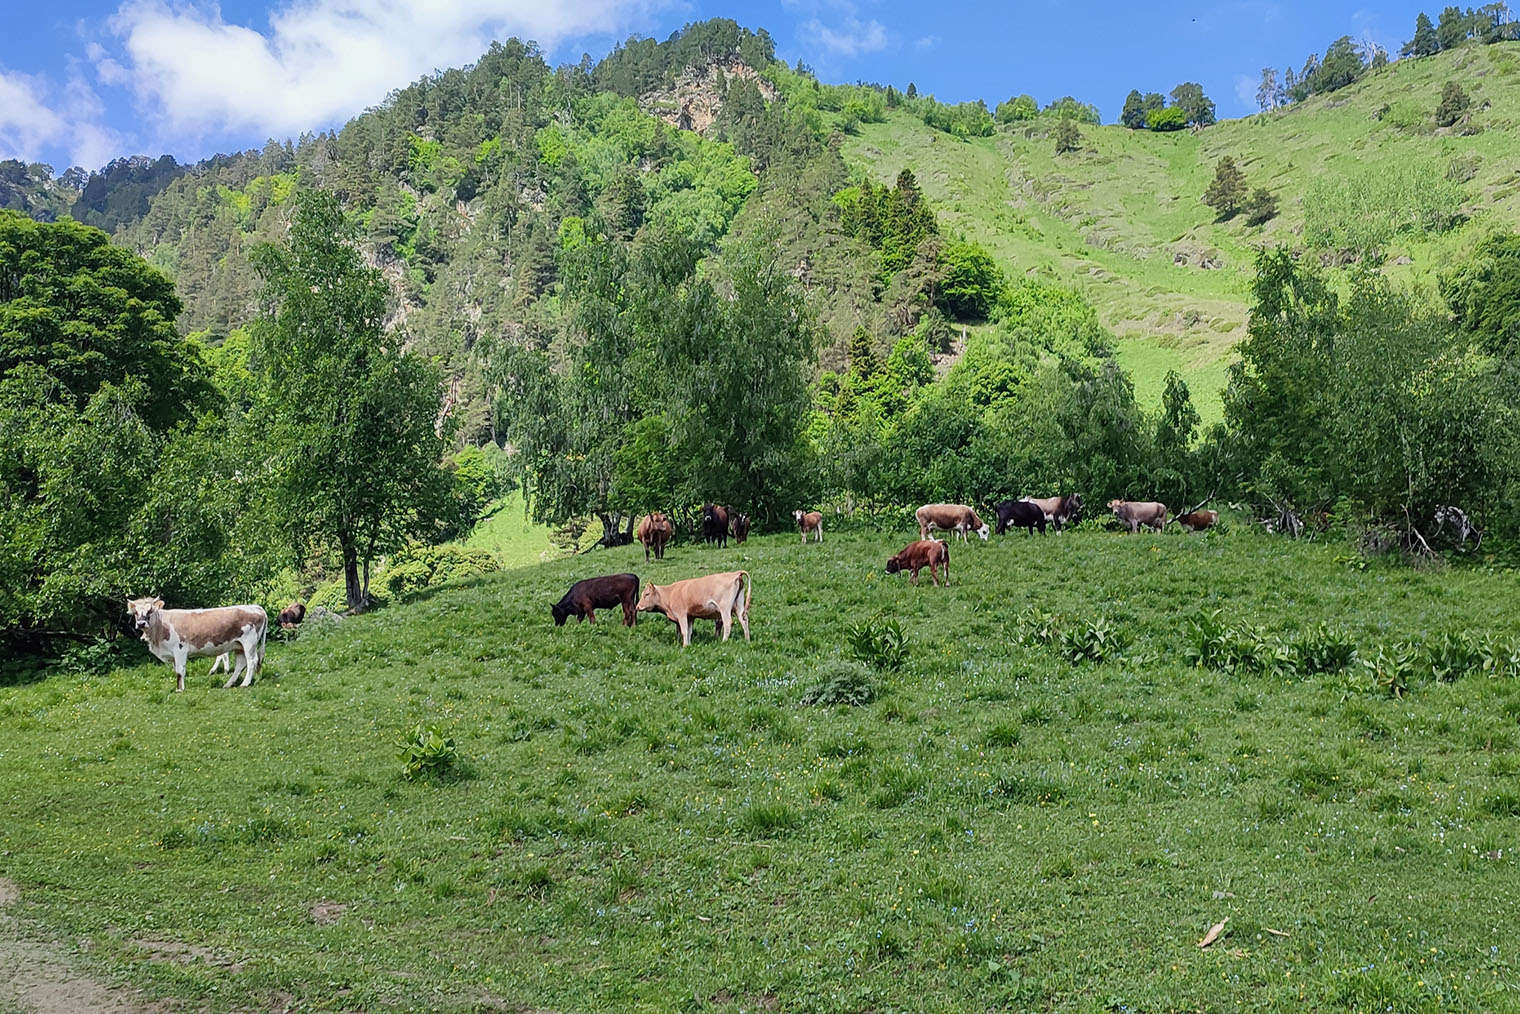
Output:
(801, 659), (877, 707)
(1362, 643), (1418, 698)
(1182, 609), (1229, 669)
(1287, 625), (1357, 676)
(1243, 187), (1278, 226)
(1146, 106), (1187, 131)
(1060, 617), (1126, 664)
(1424, 632), (1481, 681)
(397, 722), (459, 781)
(381, 544), (502, 598)
(846, 616), (911, 671)
(1435, 81), (1471, 128)
(1017, 607), (1062, 648)
(1478, 634), (1520, 679)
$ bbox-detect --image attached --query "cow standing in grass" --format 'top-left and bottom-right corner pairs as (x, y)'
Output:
(1173, 509), (1218, 533)
(995, 499), (1047, 536)
(1109, 500), (1169, 533)
(795, 510), (824, 544)
(701, 504), (730, 548)
(1021, 493), (1082, 533)
(637, 571), (752, 647)
(886, 539), (951, 587)
(129, 597), (268, 692)
(915, 503), (988, 543)
(551, 574), (641, 627)
(637, 512), (673, 561)
(730, 513), (751, 544)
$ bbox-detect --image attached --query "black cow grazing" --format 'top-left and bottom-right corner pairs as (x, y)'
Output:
(551, 574), (641, 628)
(731, 513), (751, 544)
(995, 499), (1048, 536)
(701, 503), (730, 548)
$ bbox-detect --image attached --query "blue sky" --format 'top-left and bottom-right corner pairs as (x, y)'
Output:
(0, 1), (1430, 173)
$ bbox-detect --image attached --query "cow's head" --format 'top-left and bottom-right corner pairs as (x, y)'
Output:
(1066, 494), (1084, 524)
(885, 554), (904, 575)
(126, 596), (163, 631)
(635, 583), (665, 614)
(975, 522), (990, 542)
(1107, 499), (1124, 514)
(550, 600), (571, 626)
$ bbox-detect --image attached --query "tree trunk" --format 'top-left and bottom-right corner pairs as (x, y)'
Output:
(342, 538), (365, 612)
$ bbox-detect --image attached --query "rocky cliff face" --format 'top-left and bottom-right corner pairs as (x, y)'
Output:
(641, 59), (776, 135)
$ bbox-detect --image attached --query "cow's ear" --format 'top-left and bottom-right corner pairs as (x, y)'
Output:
(152, 598), (164, 610)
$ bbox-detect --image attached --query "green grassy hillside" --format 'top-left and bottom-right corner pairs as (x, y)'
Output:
(3, 528), (1520, 1010)
(843, 43), (1520, 417)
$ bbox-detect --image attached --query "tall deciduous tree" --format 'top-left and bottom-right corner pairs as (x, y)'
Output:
(1256, 68), (1282, 112)
(1169, 82), (1216, 127)
(251, 189), (449, 610)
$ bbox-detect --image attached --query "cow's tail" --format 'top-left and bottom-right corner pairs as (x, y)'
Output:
(739, 570), (752, 616)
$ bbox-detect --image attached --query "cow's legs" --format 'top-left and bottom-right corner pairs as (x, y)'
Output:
(173, 649), (189, 693)
(586, 609), (596, 624)
(716, 614), (727, 640)
(678, 616), (691, 647)
(909, 568), (920, 586)
(817, 523), (823, 543)
(225, 650), (246, 688)
(737, 601), (750, 641)
(622, 602), (636, 627)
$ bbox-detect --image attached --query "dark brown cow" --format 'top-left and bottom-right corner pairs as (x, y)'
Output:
(795, 509), (824, 544)
(552, 573), (641, 627)
(702, 503), (730, 548)
(277, 602), (306, 630)
(1173, 509), (1218, 533)
(886, 539), (951, 587)
(1109, 499), (1168, 533)
(637, 512), (673, 561)
(731, 513), (751, 544)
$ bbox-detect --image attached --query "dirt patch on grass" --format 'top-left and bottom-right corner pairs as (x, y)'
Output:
(0, 877), (164, 1014)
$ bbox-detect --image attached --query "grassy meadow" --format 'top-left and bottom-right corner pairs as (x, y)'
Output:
(3, 525), (1520, 1011)
(843, 42), (1520, 419)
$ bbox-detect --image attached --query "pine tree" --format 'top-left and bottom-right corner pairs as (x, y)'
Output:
(848, 325), (878, 379)
(1121, 89), (1147, 128)
(1435, 80), (1472, 127)
(1203, 156), (1248, 220)
(1403, 12), (1440, 56)
(1243, 187), (1278, 226)
(906, 82), (917, 100)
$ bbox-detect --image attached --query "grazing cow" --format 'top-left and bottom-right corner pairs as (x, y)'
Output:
(1173, 509), (1218, 533)
(127, 597), (268, 692)
(995, 499), (1047, 536)
(551, 573), (641, 628)
(1020, 493), (1083, 533)
(1109, 499), (1169, 533)
(731, 513), (751, 545)
(277, 601), (306, 630)
(701, 503), (730, 548)
(915, 503), (989, 543)
(636, 571), (752, 647)
(886, 539), (951, 587)
(637, 512), (673, 561)
(795, 509), (824, 544)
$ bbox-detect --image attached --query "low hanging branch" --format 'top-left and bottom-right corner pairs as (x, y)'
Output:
(1175, 490), (1216, 520)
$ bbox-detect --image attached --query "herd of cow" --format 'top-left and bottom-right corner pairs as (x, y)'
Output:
(127, 495), (1218, 688)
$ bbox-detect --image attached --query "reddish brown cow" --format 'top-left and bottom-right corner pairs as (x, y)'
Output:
(731, 513), (751, 544)
(886, 539), (951, 587)
(552, 574), (641, 627)
(795, 509), (824, 544)
(1109, 499), (1169, 533)
(1173, 509), (1218, 533)
(637, 512), (673, 561)
(636, 571), (752, 647)
(701, 503), (730, 547)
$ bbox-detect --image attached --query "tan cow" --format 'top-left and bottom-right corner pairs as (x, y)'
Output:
(1109, 499), (1169, 533)
(915, 503), (989, 543)
(1020, 493), (1083, 533)
(637, 511), (673, 561)
(886, 539), (951, 587)
(1173, 509), (1218, 533)
(128, 597), (268, 692)
(794, 509), (824, 544)
(636, 571), (752, 647)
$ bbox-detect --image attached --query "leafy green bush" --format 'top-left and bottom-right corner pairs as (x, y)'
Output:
(994, 94), (1037, 123)
(1146, 106), (1187, 131)
(397, 722), (459, 781)
(1183, 610), (1229, 669)
(846, 616), (910, 671)
(381, 544), (502, 599)
(1479, 634), (1520, 679)
(1018, 607), (1062, 648)
(800, 659), (877, 707)
(1424, 632), (1482, 682)
(1060, 617), (1126, 664)
(1362, 643), (1418, 698)
(1287, 625), (1357, 676)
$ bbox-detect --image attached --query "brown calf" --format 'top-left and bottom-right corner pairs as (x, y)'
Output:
(636, 571), (751, 647)
(886, 539), (951, 587)
(795, 509), (824, 544)
(731, 513), (751, 544)
(637, 512), (673, 561)
(1173, 509), (1218, 533)
(552, 574), (641, 627)
(277, 602), (306, 630)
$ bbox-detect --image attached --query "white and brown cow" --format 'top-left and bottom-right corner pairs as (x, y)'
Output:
(1173, 509), (1218, 533)
(915, 503), (989, 543)
(636, 571), (751, 647)
(1020, 493), (1083, 533)
(795, 509), (824, 544)
(128, 597), (268, 692)
(1108, 499), (1169, 534)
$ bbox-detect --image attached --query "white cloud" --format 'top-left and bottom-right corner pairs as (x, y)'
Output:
(0, 67), (120, 169)
(800, 14), (887, 57)
(914, 34), (939, 50)
(1235, 73), (1257, 108)
(101, 0), (671, 142)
